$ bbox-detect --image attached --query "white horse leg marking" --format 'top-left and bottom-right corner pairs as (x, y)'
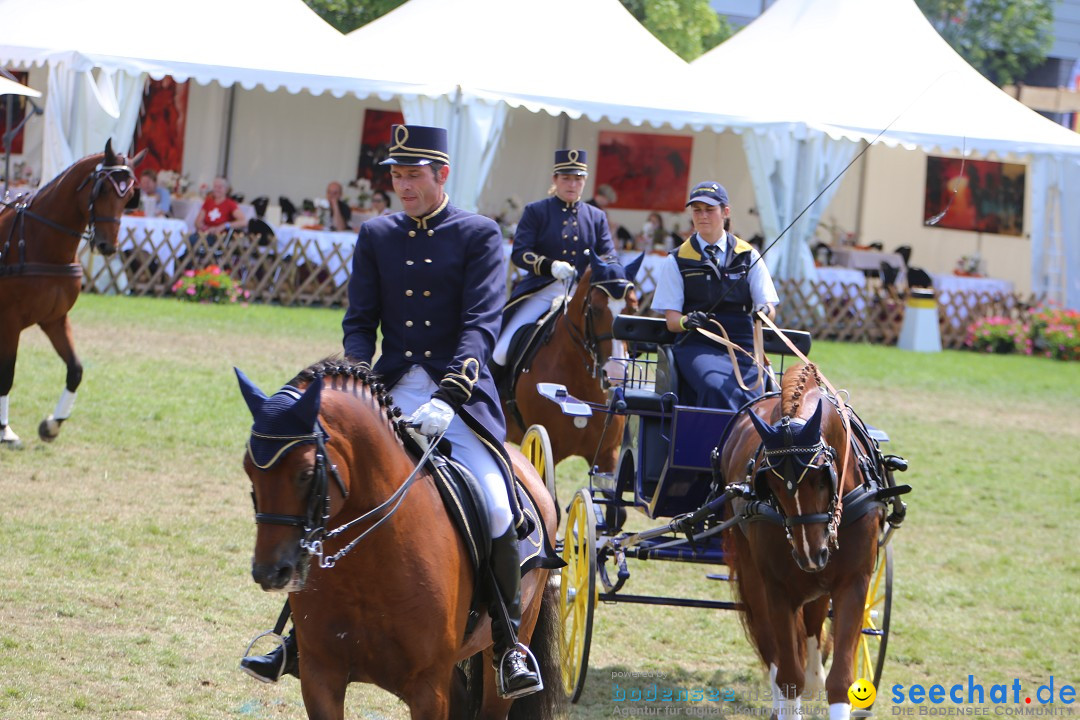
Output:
(54, 388), (77, 420)
(0, 396), (20, 445)
(829, 702), (852, 720)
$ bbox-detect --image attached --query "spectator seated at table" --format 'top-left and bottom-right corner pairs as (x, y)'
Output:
(195, 177), (246, 236)
(370, 190), (393, 217)
(325, 181), (352, 231)
(139, 169), (171, 217)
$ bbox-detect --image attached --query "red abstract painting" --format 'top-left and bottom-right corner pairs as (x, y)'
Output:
(924, 157), (1025, 236)
(356, 108), (404, 194)
(595, 131), (693, 212)
(132, 77), (188, 174)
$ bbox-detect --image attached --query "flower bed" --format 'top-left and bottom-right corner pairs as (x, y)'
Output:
(171, 265), (249, 303)
(965, 302), (1080, 360)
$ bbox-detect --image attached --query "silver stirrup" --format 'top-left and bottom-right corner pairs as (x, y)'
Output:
(496, 643), (544, 699)
(239, 629), (288, 684)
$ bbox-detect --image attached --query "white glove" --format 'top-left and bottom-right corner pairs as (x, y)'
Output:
(408, 398), (455, 437)
(551, 261), (575, 281)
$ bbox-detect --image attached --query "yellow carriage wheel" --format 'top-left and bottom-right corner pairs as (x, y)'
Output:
(522, 424), (560, 537)
(559, 488), (597, 703)
(854, 542), (893, 690)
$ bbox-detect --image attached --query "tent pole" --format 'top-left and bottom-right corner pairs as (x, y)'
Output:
(557, 113), (569, 149)
(3, 96), (12, 195)
(854, 140), (869, 242)
(221, 84), (236, 178)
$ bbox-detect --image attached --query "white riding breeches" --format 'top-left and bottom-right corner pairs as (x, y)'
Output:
(492, 282), (567, 366)
(391, 365), (513, 536)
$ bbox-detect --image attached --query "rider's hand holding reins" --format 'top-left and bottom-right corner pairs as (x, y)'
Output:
(681, 311), (710, 331)
(551, 261), (574, 281)
(410, 398), (455, 437)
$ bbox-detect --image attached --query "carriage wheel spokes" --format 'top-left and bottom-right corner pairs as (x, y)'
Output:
(559, 488), (596, 703)
(522, 424), (559, 533)
(855, 542), (893, 691)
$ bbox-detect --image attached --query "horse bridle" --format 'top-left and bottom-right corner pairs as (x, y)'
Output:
(0, 161), (137, 278)
(75, 161), (139, 247)
(252, 425), (444, 570)
(565, 279), (633, 379)
(752, 418), (842, 549)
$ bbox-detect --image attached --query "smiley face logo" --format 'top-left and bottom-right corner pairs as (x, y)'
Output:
(848, 678), (876, 708)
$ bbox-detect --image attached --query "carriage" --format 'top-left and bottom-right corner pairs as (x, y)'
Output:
(525, 314), (912, 709)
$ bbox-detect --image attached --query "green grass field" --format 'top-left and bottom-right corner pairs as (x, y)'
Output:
(0, 295), (1076, 719)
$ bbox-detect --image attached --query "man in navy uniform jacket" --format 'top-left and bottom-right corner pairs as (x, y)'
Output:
(492, 149), (620, 367)
(241, 125), (543, 699)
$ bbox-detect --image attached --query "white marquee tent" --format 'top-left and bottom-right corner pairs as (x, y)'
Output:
(692, 0), (1080, 306)
(0, 0), (448, 183)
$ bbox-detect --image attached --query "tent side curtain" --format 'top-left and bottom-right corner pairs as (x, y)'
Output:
(743, 128), (860, 281)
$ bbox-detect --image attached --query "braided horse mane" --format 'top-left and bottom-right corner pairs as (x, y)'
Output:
(780, 361), (826, 419)
(289, 357), (409, 441)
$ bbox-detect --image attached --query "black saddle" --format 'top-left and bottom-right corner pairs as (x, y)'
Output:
(498, 300), (566, 429)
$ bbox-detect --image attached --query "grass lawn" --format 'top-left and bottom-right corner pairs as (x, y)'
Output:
(0, 294), (1076, 719)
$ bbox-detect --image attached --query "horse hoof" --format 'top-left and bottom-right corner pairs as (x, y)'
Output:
(38, 417), (61, 442)
(1, 438), (23, 450)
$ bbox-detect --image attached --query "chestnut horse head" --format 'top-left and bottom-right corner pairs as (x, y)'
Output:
(744, 362), (851, 572)
(3, 138), (146, 262)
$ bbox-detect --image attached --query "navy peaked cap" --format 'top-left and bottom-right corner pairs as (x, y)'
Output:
(553, 149), (588, 175)
(380, 124), (450, 166)
(687, 181), (729, 207)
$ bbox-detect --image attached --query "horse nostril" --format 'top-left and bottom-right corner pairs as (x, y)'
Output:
(815, 547), (830, 568)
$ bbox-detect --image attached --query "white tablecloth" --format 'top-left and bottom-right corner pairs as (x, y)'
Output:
(830, 246), (906, 275)
(274, 225), (356, 286)
(930, 272), (1014, 324)
(119, 215), (190, 277)
(806, 265), (868, 312)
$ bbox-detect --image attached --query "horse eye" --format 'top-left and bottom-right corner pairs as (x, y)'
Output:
(298, 468), (315, 485)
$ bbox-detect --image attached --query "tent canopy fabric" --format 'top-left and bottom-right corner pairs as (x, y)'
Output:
(692, 0), (1080, 158)
(344, 0), (734, 129)
(0, 0), (441, 98)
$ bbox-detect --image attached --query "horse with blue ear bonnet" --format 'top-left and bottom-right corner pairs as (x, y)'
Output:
(235, 360), (564, 720)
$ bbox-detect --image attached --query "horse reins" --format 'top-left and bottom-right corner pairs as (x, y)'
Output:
(0, 161), (136, 279)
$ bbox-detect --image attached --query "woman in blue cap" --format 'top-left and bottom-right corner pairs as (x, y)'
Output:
(650, 181), (779, 411)
(241, 124), (543, 699)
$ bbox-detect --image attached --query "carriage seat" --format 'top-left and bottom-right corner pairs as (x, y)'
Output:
(611, 315), (813, 412)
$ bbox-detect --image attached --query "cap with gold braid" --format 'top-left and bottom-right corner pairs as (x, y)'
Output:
(553, 149), (588, 176)
(379, 124), (450, 166)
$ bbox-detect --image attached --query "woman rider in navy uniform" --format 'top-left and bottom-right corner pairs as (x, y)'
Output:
(492, 149), (621, 369)
(241, 125), (542, 699)
(650, 182), (780, 411)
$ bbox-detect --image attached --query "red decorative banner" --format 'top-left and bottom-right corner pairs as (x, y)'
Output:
(595, 131), (693, 212)
(132, 77), (188, 174)
(357, 108), (404, 195)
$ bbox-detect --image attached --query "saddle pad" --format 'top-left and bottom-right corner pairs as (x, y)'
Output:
(429, 455), (563, 576)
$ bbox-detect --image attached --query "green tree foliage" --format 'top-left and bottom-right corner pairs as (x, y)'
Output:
(303, 0), (406, 33)
(915, 0), (1054, 86)
(304, 0), (732, 61)
(620, 0), (733, 61)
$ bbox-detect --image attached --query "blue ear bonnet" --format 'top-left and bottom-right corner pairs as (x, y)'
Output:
(590, 255), (635, 300)
(236, 368), (323, 470)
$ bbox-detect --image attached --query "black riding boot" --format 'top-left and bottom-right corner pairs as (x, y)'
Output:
(240, 630), (299, 683)
(488, 528), (543, 699)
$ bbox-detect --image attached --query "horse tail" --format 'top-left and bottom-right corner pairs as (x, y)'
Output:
(509, 578), (565, 720)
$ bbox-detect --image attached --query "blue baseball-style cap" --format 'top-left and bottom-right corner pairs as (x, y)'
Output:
(553, 149), (588, 176)
(380, 124), (450, 166)
(686, 181), (729, 207)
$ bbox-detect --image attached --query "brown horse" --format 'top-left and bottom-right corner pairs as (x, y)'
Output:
(0, 139), (144, 447)
(720, 362), (882, 720)
(503, 264), (638, 477)
(237, 360), (563, 720)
